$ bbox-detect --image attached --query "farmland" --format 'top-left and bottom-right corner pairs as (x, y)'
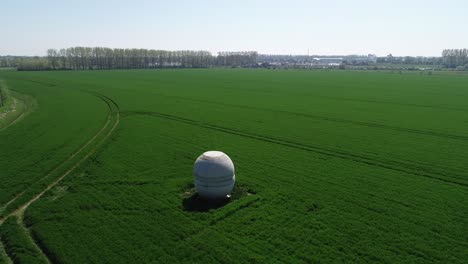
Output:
(0, 69), (467, 263)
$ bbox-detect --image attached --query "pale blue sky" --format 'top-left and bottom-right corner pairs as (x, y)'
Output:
(1, 0), (467, 56)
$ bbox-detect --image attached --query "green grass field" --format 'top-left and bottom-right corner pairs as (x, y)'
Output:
(0, 69), (467, 263)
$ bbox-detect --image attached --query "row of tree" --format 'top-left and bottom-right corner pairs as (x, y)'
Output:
(217, 52), (259, 67)
(16, 57), (51, 71)
(0, 57), (16, 68)
(39, 47), (257, 71)
(4, 48), (467, 70)
(441, 49), (468, 69)
(0, 48), (258, 71)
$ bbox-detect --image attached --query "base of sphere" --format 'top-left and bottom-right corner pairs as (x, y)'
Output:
(182, 193), (231, 212)
(194, 176), (235, 200)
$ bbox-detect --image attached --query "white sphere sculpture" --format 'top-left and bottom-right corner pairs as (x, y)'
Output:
(193, 151), (235, 199)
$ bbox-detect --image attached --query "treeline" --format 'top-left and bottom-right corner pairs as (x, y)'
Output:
(5, 48), (467, 71)
(16, 57), (51, 71)
(442, 49), (468, 69)
(258, 54), (312, 63)
(0, 57), (18, 68)
(217, 51), (259, 66)
(13, 47), (258, 71)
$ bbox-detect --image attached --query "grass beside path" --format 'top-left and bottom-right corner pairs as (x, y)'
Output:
(0, 217), (48, 264)
(0, 82), (35, 130)
(0, 240), (12, 264)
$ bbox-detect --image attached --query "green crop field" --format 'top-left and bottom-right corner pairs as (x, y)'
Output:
(0, 69), (467, 263)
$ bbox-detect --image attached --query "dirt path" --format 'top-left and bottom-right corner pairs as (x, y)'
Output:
(0, 97), (24, 131)
(0, 93), (114, 217)
(16, 215), (51, 264)
(8, 100), (119, 222)
(0, 92), (120, 263)
(0, 98), (16, 119)
(0, 192), (25, 215)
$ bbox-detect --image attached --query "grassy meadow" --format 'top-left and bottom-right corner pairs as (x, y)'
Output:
(0, 69), (467, 263)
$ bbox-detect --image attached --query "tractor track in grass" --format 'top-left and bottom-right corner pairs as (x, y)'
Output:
(0, 192), (25, 216)
(124, 110), (468, 188)
(0, 93), (112, 218)
(0, 89), (120, 263)
(134, 76), (468, 113)
(13, 77), (468, 141)
(0, 79), (117, 215)
(149, 92), (468, 142)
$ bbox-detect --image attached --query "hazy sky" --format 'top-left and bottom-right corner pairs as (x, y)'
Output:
(1, 0), (467, 56)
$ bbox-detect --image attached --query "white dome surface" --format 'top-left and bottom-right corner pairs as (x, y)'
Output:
(193, 151), (235, 199)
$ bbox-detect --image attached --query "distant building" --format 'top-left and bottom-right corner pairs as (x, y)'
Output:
(312, 57), (344, 66)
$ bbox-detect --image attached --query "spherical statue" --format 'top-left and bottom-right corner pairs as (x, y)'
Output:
(193, 151), (235, 199)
